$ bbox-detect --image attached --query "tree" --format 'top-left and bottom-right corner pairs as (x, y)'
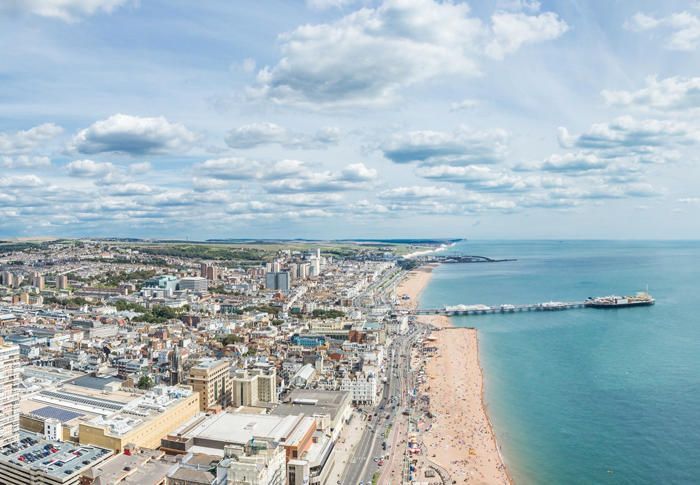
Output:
(137, 375), (154, 390)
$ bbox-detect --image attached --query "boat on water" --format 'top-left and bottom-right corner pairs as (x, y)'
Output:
(584, 291), (655, 308)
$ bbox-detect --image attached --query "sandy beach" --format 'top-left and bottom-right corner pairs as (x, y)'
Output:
(396, 266), (510, 484)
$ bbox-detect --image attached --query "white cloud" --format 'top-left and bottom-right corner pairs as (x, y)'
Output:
(70, 114), (198, 155)
(263, 162), (377, 193)
(0, 174), (43, 188)
(1, 155), (51, 169)
(197, 157), (260, 180)
(251, 0), (567, 108)
(192, 177), (229, 192)
(497, 0), (541, 13)
(0, 123), (63, 154)
(225, 122), (340, 149)
(272, 193), (343, 207)
(531, 152), (607, 173)
(486, 11), (568, 59)
(339, 162), (377, 182)
(306, 0), (360, 10)
(557, 116), (700, 154)
(603, 76), (700, 111)
(379, 185), (453, 200)
(381, 126), (508, 165)
(449, 98), (479, 111)
(197, 157), (309, 181)
(128, 162), (152, 174)
(66, 159), (114, 177)
(110, 183), (155, 196)
(626, 11), (700, 51)
(2, 0), (132, 22)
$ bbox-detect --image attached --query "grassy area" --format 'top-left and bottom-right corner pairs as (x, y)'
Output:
(371, 471), (380, 485)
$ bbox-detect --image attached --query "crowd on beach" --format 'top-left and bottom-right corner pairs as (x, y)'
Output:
(396, 266), (510, 484)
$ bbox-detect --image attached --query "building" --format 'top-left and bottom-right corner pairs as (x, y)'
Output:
(189, 359), (231, 411)
(80, 447), (172, 484)
(1, 271), (15, 287)
(178, 277), (208, 292)
(161, 412), (316, 464)
(32, 273), (45, 290)
(0, 431), (112, 485)
(271, 390), (351, 442)
(205, 266), (219, 281)
(165, 453), (218, 484)
(216, 443), (285, 485)
(168, 346), (184, 386)
(291, 364), (315, 388)
(231, 366), (278, 408)
(0, 339), (20, 447)
(265, 272), (290, 293)
(142, 275), (179, 296)
(57, 275), (69, 290)
(20, 381), (199, 453)
(340, 371), (378, 405)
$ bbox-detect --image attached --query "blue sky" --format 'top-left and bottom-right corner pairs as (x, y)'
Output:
(1, 0), (700, 239)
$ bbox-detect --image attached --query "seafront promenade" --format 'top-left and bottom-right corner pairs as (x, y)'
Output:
(395, 265), (510, 484)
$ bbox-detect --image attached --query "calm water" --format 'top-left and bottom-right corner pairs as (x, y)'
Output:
(420, 240), (700, 485)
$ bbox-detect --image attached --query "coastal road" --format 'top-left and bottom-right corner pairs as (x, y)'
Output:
(341, 325), (424, 484)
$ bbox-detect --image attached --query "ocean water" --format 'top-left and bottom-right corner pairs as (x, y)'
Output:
(419, 240), (700, 485)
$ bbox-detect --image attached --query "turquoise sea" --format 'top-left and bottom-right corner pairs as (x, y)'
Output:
(419, 240), (700, 485)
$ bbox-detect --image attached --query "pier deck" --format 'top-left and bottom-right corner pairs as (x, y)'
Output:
(415, 301), (585, 316)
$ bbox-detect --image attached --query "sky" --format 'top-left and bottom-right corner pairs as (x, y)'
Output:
(1, 0), (700, 240)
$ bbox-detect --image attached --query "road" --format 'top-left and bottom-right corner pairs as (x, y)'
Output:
(340, 323), (425, 485)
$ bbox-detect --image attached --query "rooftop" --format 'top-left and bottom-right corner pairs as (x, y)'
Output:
(0, 431), (112, 480)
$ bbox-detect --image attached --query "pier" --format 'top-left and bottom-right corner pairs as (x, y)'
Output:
(415, 301), (585, 316)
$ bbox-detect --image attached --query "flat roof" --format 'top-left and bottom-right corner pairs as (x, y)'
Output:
(191, 358), (227, 370)
(271, 390), (350, 425)
(186, 412), (305, 446)
(68, 375), (122, 391)
(0, 431), (112, 480)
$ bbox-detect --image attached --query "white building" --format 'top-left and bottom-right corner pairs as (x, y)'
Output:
(217, 443), (286, 485)
(0, 339), (19, 447)
(340, 372), (378, 406)
(178, 276), (208, 292)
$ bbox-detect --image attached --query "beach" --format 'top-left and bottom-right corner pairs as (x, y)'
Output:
(396, 265), (510, 484)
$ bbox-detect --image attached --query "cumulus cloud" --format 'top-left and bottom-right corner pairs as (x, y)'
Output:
(557, 116), (700, 155)
(109, 183), (156, 196)
(70, 114), (198, 155)
(264, 162), (377, 193)
(1, 155), (51, 169)
(378, 185), (453, 200)
(603, 76), (700, 111)
(272, 193), (343, 207)
(197, 157), (309, 181)
(66, 159), (114, 177)
(0, 174), (43, 188)
(0, 123), (63, 154)
(486, 11), (568, 59)
(1, 0), (132, 22)
(523, 152), (608, 173)
(225, 122), (340, 149)
(381, 126), (508, 165)
(251, 0), (567, 107)
(626, 11), (700, 51)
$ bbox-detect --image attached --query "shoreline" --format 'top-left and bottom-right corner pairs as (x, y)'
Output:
(396, 264), (511, 484)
